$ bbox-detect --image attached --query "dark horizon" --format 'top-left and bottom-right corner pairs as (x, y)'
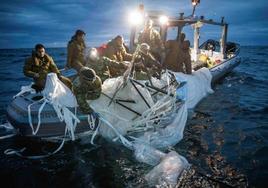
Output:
(0, 45), (268, 51)
(0, 0), (267, 49)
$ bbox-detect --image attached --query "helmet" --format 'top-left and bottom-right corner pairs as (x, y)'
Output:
(79, 67), (96, 81)
(139, 43), (150, 55)
(88, 48), (99, 62)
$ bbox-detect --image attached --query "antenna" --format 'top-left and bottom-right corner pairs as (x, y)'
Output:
(191, 0), (200, 17)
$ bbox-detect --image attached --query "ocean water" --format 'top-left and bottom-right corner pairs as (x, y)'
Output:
(0, 46), (267, 187)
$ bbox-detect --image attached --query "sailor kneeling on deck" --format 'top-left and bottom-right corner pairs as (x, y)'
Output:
(23, 44), (72, 92)
(73, 67), (102, 114)
(134, 43), (162, 80)
(85, 48), (128, 83)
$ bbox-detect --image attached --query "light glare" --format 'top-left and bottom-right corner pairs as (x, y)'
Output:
(159, 15), (168, 25)
(128, 11), (143, 25)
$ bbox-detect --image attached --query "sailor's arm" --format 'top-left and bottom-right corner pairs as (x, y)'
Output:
(90, 76), (102, 100)
(121, 47), (133, 61)
(67, 43), (79, 68)
(102, 56), (119, 67)
(76, 93), (93, 114)
(23, 58), (37, 78)
(154, 31), (164, 49)
(48, 57), (60, 75)
(66, 43), (74, 68)
(148, 53), (162, 69)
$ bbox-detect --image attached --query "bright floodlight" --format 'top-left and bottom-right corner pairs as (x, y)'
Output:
(128, 11), (143, 25)
(159, 15), (168, 25)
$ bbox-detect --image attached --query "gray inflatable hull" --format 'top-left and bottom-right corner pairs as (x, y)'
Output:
(6, 94), (91, 138)
(6, 54), (240, 138)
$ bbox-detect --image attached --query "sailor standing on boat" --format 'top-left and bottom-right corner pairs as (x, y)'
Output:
(73, 67), (102, 114)
(163, 37), (192, 74)
(85, 48), (128, 83)
(66, 29), (86, 72)
(23, 44), (72, 92)
(178, 40), (192, 74)
(137, 19), (165, 62)
(163, 39), (182, 72)
(178, 32), (186, 47)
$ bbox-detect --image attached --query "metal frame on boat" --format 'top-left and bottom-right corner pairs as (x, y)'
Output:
(128, 3), (241, 83)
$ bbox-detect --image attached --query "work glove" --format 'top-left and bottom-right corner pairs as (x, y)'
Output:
(33, 73), (40, 79)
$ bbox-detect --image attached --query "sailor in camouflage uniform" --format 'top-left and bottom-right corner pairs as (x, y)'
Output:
(102, 35), (132, 77)
(86, 48), (128, 82)
(23, 44), (72, 92)
(73, 67), (102, 114)
(134, 43), (162, 80)
(138, 19), (165, 62)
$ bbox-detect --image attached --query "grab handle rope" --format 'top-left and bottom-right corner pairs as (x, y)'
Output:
(4, 127), (68, 159)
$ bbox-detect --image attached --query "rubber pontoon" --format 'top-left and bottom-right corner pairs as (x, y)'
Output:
(6, 47), (240, 138)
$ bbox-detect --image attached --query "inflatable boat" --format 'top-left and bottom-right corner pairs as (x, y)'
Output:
(6, 46), (240, 139)
(5, 5), (241, 139)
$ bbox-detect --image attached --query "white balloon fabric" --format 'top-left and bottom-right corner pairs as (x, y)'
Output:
(88, 68), (213, 187)
(42, 73), (79, 140)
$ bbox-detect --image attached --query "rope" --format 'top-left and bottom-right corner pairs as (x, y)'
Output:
(27, 98), (47, 135)
(0, 134), (16, 140)
(13, 84), (35, 99)
(4, 127), (68, 159)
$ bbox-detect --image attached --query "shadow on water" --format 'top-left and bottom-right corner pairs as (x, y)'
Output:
(0, 136), (149, 188)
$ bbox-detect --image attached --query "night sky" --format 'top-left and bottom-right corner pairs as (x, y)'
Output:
(0, 0), (267, 49)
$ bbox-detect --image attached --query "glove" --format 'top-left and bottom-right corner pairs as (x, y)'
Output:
(33, 73), (40, 78)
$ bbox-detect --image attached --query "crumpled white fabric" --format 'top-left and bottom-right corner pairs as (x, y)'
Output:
(175, 67), (214, 109)
(145, 151), (190, 187)
(42, 73), (80, 140)
(87, 68), (213, 187)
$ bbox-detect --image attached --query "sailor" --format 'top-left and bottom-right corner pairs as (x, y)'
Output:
(102, 35), (132, 76)
(178, 40), (192, 74)
(23, 44), (72, 92)
(178, 32), (186, 47)
(163, 39), (181, 71)
(134, 43), (162, 80)
(85, 48), (128, 82)
(66, 29), (86, 72)
(73, 67), (102, 114)
(137, 19), (165, 62)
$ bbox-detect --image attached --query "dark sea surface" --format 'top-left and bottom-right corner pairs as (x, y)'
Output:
(0, 46), (267, 188)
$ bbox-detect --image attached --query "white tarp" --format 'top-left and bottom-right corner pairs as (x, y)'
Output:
(88, 68), (213, 187)
(175, 67), (214, 109)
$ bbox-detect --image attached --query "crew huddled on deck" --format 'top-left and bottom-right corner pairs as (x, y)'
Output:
(23, 20), (195, 114)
